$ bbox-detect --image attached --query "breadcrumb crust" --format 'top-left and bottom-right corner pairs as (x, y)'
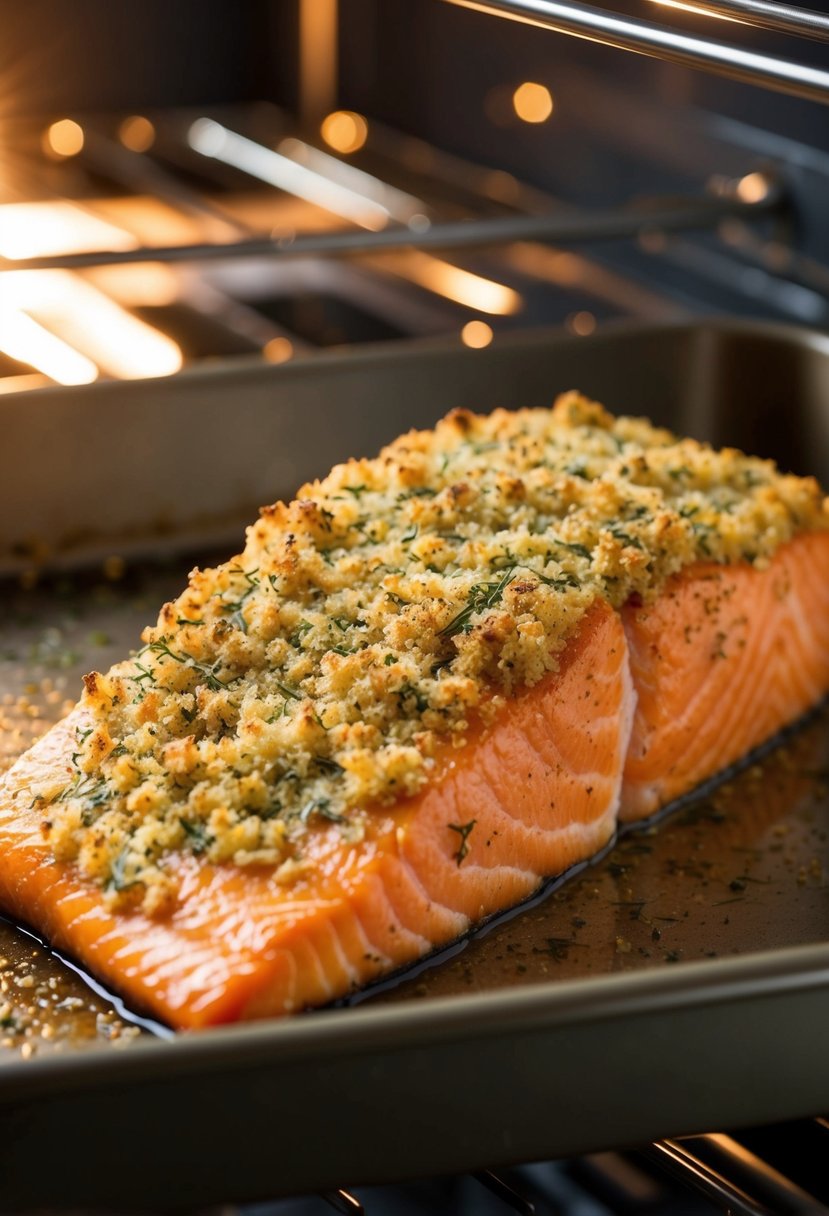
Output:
(38, 393), (829, 913)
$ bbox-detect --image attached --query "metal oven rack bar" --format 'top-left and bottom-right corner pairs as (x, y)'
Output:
(323, 1124), (829, 1213)
(673, 0), (829, 41)
(0, 181), (783, 272)
(442, 0), (829, 104)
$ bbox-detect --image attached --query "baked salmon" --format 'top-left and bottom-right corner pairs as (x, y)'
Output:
(621, 530), (829, 820)
(0, 394), (827, 1028)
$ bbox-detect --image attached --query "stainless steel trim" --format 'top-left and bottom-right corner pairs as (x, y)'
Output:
(652, 0), (829, 43)
(442, 0), (829, 104)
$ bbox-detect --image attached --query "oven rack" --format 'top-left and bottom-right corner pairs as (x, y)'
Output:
(0, 5), (826, 393)
(442, 0), (829, 105)
(0, 176), (784, 273)
(290, 1120), (829, 1214)
(4, 90), (817, 396)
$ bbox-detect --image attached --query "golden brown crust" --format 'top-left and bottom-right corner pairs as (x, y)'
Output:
(38, 393), (829, 911)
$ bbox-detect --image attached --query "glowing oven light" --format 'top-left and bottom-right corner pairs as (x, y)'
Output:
(188, 118), (389, 230)
(512, 82), (554, 124)
(263, 337), (294, 364)
(649, 1), (732, 18)
(45, 294), (183, 380)
(87, 262), (180, 307)
(0, 310), (97, 385)
(0, 203), (181, 384)
(567, 310), (596, 336)
(0, 201), (136, 260)
(398, 252), (522, 316)
(118, 115), (156, 153)
(43, 119), (85, 159)
(1, 269), (182, 382)
(320, 111), (369, 154)
(461, 320), (494, 348)
(736, 172), (771, 204)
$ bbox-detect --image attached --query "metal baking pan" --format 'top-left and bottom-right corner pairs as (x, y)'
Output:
(1, 319), (829, 1211)
(5, 316), (829, 574)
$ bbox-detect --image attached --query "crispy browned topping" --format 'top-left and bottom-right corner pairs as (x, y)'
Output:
(37, 394), (829, 912)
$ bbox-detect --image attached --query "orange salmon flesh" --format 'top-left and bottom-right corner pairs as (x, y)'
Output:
(1, 532), (828, 1028)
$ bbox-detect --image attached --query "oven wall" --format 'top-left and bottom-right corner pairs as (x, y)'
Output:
(0, 0), (296, 115)
(339, 0), (829, 275)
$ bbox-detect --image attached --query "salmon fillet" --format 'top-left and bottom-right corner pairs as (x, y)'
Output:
(0, 396), (827, 1027)
(621, 531), (829, 820)
(0, 600), (632, 1026)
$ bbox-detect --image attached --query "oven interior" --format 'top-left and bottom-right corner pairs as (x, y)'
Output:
(2, 1), (829, 1213)
(1, 0), (828, 400)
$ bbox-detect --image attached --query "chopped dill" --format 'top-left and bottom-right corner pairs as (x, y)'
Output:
(300, 798), (346, 825)
(109, 848), (139, 893)
(144, 639), (231, 691)
(439, 567), (515, 637)
(179, 818), (212, 854)
(274, 678), (303, 702)
(313, 756), (345, 775)
(447, 819), (477, 866)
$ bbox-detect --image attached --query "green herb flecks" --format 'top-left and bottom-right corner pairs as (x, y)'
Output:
(692, 520), (715, 556)
(109, 848), (140, 893)
(556, 540), (592, 560)
(179, 818), (212, 854)
(535, 571), (581, 590)
(564, 458), (591, 480)
(219, 567), (261, 633)
(605, 522), (644, 551)
(447, 819), (477, 866)
(291, 619), (313, 647)
(144, 639), (231, 691)
(439, 568), (516, 638)
(300, 798), (346, 826)
(54, 771), (109, 809)
(396, 681), (428, 714)
(397, 486), (436, 501)
(70, 725), (94, 770)
(313, 756), (345, 776)
(274, 678), (303, 702)
(126, 660), (158, 693)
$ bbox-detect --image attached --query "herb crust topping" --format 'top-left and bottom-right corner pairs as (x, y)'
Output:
(38, 394), (829, 913)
